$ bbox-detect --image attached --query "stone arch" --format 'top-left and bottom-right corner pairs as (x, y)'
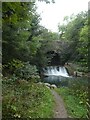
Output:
(51, 53), (60, 66)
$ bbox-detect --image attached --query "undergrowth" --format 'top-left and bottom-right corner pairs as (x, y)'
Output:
(56, 87), (88, 118)
(2, 78), (55, 119)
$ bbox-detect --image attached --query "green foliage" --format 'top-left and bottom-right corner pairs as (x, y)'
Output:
(57, 87), (88, 118)
(35, 48), (48, 68)
(15, 62), (38, 80)
(2, 2), (58, 68)
(2, 0), (61, 76)
(3, 60), (40, 82)
(36, 26), (59, 41)
(2, 79), (54, 118)
(3, 59), (24, 75)
(58, 11), (88, 71)
(2, 75), (18, 85)
(2, 2), (40, 64)
(77, 20), (88, 70)
(56, 78), (88, 118)
(58, 24), (66, 39)
(68, 78), (88, 105)
(8, 59), (24, 70)
(64, 12), (87, 42)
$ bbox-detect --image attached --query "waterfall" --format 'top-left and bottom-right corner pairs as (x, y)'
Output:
(43, 66), (69, 77)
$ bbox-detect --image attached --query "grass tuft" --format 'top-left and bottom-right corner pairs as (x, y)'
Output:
(2, 79), (55, 119)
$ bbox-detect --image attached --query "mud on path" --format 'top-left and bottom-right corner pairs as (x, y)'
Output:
(51, 89), (68, 118)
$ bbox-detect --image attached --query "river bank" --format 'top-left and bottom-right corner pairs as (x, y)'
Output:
(2, 78), (55, 119)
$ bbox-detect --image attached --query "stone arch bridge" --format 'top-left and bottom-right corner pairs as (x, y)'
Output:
(40, 40), (71, 66)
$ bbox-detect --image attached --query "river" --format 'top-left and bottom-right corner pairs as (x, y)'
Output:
(42, 66), (88, 87)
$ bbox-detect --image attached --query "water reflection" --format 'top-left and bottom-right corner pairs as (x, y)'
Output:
(42, 75), (88, 87)
(42, 75), (71, 87)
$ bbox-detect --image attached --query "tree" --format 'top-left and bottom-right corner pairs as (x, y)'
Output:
(58, 11), (88, 63)
(37, 26), (59, 40)
(58, 24), (66, 39)
(77, 20), (88, 71)
(2, 2), (40, 64)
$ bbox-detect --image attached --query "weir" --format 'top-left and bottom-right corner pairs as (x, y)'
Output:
(43, 66), (69, 77)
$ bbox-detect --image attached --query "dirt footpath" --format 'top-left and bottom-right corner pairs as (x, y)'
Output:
(51, 89), (68, 118)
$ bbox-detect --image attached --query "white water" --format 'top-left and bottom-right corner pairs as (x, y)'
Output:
(43, 66), (69, 77)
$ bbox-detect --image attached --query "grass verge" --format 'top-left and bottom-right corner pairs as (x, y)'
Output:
(56, 87), (87, 118)
(2, 78), (55, 119)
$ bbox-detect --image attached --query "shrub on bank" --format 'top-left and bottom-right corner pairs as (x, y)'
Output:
(2, 59), (24, 75)
(15, 62), (39, 80)
(56, 82), (88, 118)
(3, 60), (40, 83)
(2, 78), (54, 119)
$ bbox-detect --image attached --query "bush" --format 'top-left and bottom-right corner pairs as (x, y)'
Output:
(2, 81), (54, 118)
(68, 78), (88, 105)
(15, 62), (39, 80)
(2, 74), (18, 85)
(56, 87), (88, 118)
(3, 59), (24, 75)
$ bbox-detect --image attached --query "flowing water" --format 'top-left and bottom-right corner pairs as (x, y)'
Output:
(42, 66), (88, 87)
(43, 66), (69, 77)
